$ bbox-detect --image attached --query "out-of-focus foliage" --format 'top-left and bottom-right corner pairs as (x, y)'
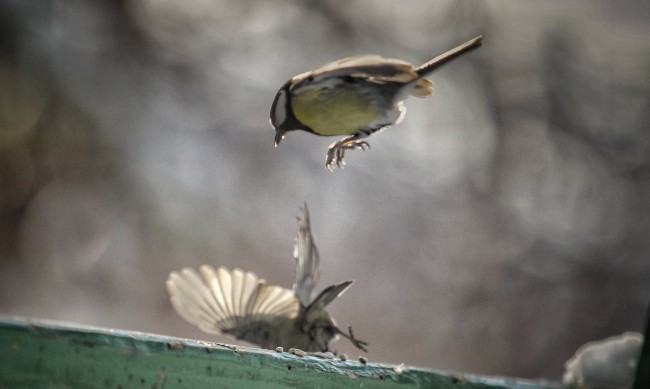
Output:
(0, 0), (648, 379)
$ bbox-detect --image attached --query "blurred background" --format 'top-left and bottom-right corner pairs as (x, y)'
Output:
(1, 0), (649, 380)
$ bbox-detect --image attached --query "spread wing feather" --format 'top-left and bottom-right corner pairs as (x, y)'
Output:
(292, 204), (320, 306)
(302, 280), (353, 323)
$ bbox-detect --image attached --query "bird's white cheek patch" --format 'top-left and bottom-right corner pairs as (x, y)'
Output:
(274, 90), (287, 126)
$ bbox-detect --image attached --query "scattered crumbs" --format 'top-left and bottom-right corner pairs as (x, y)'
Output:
(311, 351), (335, 359)
(275, 346), (284, 353)
(393, 363), (405, 374)
(217, 343), (244, 353)
(196, 340), (213, 347)
(289, 348), (306, 357)
(358, 356), (367, 365)
(339, 353), (348, 361)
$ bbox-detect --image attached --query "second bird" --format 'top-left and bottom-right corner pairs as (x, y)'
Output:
(270, 35), (483, 171)
(166, 204), (367, 352)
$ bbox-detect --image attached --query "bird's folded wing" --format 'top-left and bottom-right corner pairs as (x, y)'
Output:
(292, 56), (431, 98)
(167, 265), (299, 335)
(293, 55), (417, 84)
(292, 204), (320, 306)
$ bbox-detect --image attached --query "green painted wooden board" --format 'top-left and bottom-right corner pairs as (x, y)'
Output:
(0, 316), (560, 388)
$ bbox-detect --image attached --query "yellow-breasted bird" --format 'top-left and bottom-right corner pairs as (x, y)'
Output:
(166, 204), (367, 353)
(270, 35), (483, 170)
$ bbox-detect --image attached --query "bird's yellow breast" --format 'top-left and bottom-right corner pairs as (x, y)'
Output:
(291, 86), (383, 136)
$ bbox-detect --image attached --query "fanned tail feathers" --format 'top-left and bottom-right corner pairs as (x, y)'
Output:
(166, 265), (298, 334)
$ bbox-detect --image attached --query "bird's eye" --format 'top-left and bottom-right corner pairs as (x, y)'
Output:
(272, 89), (287, 127)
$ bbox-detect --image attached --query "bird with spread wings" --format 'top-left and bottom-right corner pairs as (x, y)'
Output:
(166, 204), (367, 352)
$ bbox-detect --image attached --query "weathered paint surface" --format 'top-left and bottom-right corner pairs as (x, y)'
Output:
(0, 317), (560, 388)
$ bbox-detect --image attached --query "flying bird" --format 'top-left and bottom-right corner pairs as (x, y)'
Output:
(270, 35), (483, 170)
(166, 204), (367, 352)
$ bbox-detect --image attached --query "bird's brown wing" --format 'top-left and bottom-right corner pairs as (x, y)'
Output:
(292, 55), (432, 98)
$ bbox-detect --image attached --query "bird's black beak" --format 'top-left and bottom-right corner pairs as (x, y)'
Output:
(274, 129), (286, 147)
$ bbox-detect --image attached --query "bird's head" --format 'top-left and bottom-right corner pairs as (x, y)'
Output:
(270, 79), (312, 146)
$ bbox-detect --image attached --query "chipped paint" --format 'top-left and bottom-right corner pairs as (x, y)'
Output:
(0, 316), (560, 388)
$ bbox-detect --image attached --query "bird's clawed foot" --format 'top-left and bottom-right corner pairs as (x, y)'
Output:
(325, 140), (371, 171)
(338, 325), (368, 352)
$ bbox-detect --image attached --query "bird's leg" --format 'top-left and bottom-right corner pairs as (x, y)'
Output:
(336, 325), (368, 352)
(325, 134), (371, 171)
